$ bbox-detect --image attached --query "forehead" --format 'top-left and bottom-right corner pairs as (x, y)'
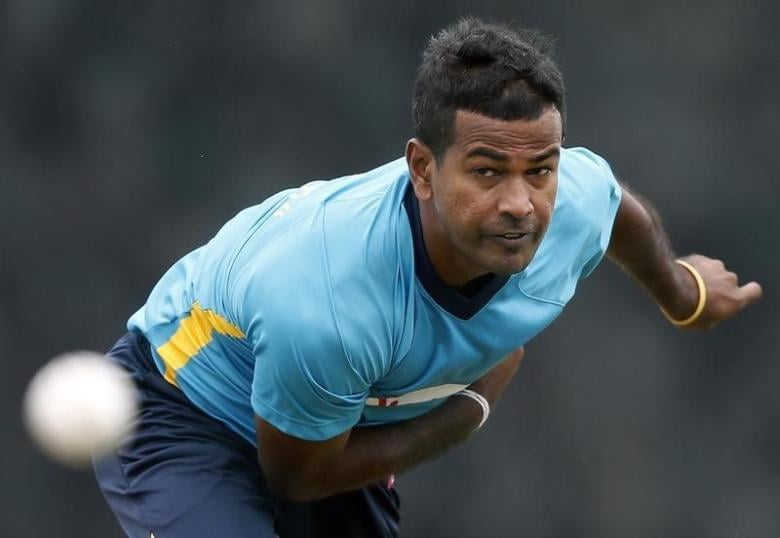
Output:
(447, 108), (563, 159)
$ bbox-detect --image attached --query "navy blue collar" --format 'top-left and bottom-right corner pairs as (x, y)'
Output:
(403, 185), (509, 320)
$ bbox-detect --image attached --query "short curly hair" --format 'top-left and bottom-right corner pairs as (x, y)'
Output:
(413, 18), (566, 160)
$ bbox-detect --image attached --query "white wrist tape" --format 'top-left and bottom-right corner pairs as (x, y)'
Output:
(455, 389), (490, 429)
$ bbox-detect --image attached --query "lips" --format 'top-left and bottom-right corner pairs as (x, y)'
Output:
(490, 232), (533, 247)
(499, 232), (527, 240)
(491, 229), (534, 239)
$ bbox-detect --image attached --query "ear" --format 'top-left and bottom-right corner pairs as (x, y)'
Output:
(405, 138), (435, 201)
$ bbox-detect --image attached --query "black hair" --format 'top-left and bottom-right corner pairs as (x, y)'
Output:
(413, 18), (566, 160)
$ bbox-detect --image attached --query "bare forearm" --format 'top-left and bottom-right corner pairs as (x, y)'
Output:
(298, 395), (482, 500)
(259, 348), (523, 502)
(605, 184), (762, 328)
(607, 186), (697, 318)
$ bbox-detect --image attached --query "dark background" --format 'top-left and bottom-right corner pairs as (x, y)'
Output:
(2, 1), (778, 536)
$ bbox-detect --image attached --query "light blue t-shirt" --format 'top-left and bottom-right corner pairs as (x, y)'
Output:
(128, 147), (622, 444)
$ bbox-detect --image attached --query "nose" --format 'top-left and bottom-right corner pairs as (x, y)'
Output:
(495, 178), (534, 219)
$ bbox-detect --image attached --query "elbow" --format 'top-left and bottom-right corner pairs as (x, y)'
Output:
(266, 478), (324, 503)
(260, 460), (330, 502)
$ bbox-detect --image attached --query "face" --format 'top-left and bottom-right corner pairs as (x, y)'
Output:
(406, 108), (563, 286)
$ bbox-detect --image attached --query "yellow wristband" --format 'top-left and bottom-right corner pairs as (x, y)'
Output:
(661, 260), (708, 327)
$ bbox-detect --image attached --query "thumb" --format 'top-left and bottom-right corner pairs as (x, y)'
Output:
(737, 281), (763, 305)
(509, 346), (525, 362)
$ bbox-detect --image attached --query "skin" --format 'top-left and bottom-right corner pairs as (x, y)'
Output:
(256, 108), (763, 502)
(606, 185), (763, 329)
(256, 347), (524, 501)
(406, 108), (563, 287)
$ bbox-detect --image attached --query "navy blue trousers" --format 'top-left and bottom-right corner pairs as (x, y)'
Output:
(93, 332), (400, 537)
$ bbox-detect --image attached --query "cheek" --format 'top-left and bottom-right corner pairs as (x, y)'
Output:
(536, 197), (553, 219)
(434, 181), (478, 228)
(448, 191), (486, 233)
(534, 179), (558, 223)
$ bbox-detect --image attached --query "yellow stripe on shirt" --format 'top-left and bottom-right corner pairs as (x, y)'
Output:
(156, 301), (245, 385)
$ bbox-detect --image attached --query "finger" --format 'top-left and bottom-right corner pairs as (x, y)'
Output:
(737, 281), (763, 305)
(508, 346), (525, 362)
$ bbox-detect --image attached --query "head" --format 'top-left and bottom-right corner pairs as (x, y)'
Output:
(406, 18), (566, 286)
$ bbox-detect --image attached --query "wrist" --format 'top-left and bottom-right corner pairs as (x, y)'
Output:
(453, 389), (490, 429)
(659, 259), (708, 326)
(655, 258), (700, 319)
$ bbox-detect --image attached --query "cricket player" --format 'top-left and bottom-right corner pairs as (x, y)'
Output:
(94, 18), (762, 537)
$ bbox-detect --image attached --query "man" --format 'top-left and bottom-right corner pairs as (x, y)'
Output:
(94, 18), (762, 537)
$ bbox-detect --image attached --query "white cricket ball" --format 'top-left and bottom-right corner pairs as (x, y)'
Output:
(23, 351), (138, 467)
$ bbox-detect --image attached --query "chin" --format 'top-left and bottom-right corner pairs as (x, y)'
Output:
(487, 257), (531, 276)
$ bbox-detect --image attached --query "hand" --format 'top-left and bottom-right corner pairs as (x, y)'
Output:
(468, 346), (525, 407)
(663, 254), (763, 330)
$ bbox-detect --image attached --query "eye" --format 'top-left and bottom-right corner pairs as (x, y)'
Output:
(473, 167), (500, 178)
(527, 166), (553, 177)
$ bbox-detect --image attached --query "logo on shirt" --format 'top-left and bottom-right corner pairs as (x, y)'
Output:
(365, 383), (467, 407)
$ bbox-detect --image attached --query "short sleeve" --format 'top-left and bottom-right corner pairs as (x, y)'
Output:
(230, 224), (375, 442)
(570, 148), (623, 279)
(248, 301), (370, 441)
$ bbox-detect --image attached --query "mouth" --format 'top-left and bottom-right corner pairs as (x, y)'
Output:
(490, 232), (533, 247)
(499, 232), (527, 240)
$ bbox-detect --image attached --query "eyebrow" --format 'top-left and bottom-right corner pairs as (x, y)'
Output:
(464, 146), (561, 163)
(528, 148), (560, 163)
(464, 147), (509, 162)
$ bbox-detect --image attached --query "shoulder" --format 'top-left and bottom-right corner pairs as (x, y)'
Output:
(231, 159), (413, 376)
(518, 147), (623, 301)
(320, 162), (412, 287)
(555, 146), (622, 230)
(316, 163), (415, 372)
(559, 146), (620, 201)
(228, 158), (410, 293)
(561, 146), (613, 171)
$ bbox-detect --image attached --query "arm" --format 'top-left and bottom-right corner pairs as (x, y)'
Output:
(606, 184), (762, 329)
(256, 347), (524, 502)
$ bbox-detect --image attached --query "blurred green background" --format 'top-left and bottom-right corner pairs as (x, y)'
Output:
(1, 1), (778, 536)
